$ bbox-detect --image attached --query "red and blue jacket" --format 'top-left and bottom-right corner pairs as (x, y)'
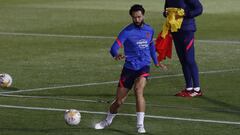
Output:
(110, 23), (158, 70)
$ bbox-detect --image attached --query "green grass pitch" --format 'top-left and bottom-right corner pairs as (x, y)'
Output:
(0, 0), (240, 135)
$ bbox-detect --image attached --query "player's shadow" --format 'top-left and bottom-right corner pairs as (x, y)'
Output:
(201, 96), (240, 116)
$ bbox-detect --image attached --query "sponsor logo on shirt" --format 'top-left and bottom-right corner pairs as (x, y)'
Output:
(137, 39), (148, 49)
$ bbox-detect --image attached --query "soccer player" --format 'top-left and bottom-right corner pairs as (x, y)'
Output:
(94, 4), (159, 133)
(163, 0), (203, 97)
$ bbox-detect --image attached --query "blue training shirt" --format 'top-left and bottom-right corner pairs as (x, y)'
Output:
(110, 23), (158, 70)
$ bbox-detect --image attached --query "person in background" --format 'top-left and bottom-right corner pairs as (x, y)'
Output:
(163, 0), (203, 97)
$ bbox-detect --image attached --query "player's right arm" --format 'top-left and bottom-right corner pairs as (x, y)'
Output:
(110, 29), (127, 60)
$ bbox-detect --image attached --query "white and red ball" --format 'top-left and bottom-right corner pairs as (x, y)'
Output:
(64, 109), (81, 126)
(0, 73), (13, 88)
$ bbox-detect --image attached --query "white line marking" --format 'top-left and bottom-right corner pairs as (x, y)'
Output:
(0, 32), (240, 44)
(0, 104), (239, 125)
(0, 32), (114, 39)
(197, 39), (240, 44)
(0, 81), (118, 94)
(1, 94), (239, 114)
(151, 68), (240, 79)
(0, 94), (101, 103)
(1, 68), (239, 94)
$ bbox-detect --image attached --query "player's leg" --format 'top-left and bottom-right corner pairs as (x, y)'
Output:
(133, 66), (149, 133)
(109, 67), (135, 113)
(134, 77), (147, 112)
(94, 87), (129, 130)
(184, 32), (202, 97)
(95, 67), (134, 130)
(172, 32), (193, 96)
(109, 87), (129, 113)
(134, 76), (147, 133)
(173, 32), (193, 88)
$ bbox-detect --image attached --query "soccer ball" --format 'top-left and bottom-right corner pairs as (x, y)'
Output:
(64, 109), (81, 126)
(0, 73), (13, 88)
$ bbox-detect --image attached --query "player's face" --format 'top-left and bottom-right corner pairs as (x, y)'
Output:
(131, 11), (144, 26)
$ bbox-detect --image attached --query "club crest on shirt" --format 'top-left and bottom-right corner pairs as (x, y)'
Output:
(146, 32), (151, 38)
(137, 39), (148, 49)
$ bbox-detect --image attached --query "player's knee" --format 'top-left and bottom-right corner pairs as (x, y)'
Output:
(135, 89), (144, 97)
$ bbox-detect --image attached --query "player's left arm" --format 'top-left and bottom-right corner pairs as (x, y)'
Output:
(184, 0), (203, 18)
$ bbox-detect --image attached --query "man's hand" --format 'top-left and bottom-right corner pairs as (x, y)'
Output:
(156, 63), (168, 71)
(114, 54), (125, 61)
(159, 63), (168, 70)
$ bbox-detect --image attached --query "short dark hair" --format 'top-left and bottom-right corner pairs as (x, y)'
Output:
(129, 4), (145, 16)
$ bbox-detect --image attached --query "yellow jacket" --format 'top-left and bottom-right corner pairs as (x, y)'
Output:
(161, 8), (185, 38)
